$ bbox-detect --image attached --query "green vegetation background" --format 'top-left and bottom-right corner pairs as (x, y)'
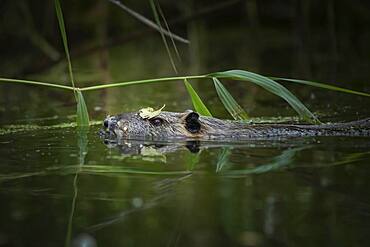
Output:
(0, 0), (369, 124)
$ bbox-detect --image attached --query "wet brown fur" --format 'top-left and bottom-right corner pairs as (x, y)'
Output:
(103, 110), (370, 140)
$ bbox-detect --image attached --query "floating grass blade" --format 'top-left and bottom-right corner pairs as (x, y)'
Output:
(76, 90), (90, 127)
(210, 70), (320, 124)
(270, 77), (370, 97)
(213, 77), (248, 120)
(184, 79), (212, 116)
(149, 0), (178, 73)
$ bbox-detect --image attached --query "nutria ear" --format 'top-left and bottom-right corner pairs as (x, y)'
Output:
(185, 111), (201, 133)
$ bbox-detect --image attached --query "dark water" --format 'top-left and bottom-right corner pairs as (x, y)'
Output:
(1, 1), (370, 246)
(1, 126), (370, 247)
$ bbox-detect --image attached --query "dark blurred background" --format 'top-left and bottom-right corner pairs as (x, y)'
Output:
(0, 0), (370, 123)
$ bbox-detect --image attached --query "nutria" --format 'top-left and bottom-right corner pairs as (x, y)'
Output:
(100, 110), (370, 141)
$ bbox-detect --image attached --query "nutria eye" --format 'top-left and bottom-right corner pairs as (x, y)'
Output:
(150, 118), (163, 126)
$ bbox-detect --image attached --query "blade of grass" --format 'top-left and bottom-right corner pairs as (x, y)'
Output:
(270, 77), (370, 97)
(76, 90), (90, 127)
(0, 78), (74, 91)
(80, 75), (206, 91)
(54, 0), (76, 95)
(213, 77), (248, 120)
(108, 0), (189, 44)
(3, 69), (368, 126)
(55, 0), (90, 127)
(155, 1), (181, 62)
(184, 79), (212, 116)
(210, 70), (320, 124)
(149, 0), (178, 73)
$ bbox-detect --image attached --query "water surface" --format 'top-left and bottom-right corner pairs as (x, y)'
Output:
(1, 1), (370, 246)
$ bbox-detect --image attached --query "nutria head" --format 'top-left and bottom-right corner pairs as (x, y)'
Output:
(102, 110), (207, 140)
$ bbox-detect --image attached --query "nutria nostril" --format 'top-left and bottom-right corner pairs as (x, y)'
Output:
(103, 119), (109, 128)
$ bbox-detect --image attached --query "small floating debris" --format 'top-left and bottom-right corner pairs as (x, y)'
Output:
(139, 104), (165, 119)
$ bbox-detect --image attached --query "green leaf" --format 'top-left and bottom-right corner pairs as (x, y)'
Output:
(210, 70), (320, 124)
(0, 78), (74, 91)
(76, 90), (90, 127)
(270, 77), (370, 97)
(139, 105), (166, 119)
(55, 0), (90, 128)
(183, 79), (212, 116)
(212, 77), (248, 120)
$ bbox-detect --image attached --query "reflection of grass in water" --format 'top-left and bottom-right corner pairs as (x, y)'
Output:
(221, 147), (370, 176)
(1, 149), (369, 182)
(216, 147), (232, 172)
(65, 167), (79, 247)
(186, 151), (201, 171)
(297, 151), (370, 168)
(0, 121), (101, 135)
(223, 146), (309, 176)
(0, 165), (192, 182)
(87, 173), (192, 232)
(65, 128), (88, 247)
(108, 152), (167, 163)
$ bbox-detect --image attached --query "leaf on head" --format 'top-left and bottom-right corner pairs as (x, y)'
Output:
(139, 104), (166, 119)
